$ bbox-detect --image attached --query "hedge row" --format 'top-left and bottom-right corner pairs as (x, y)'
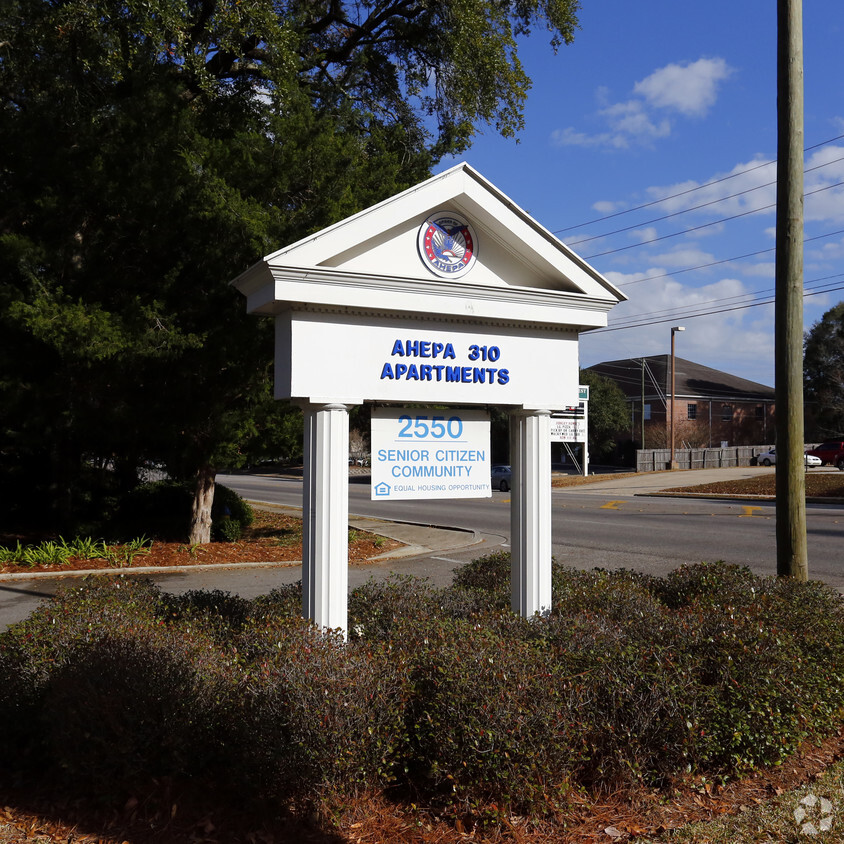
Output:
(2, 558), (844, 816)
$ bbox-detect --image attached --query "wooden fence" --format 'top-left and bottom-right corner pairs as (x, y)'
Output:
(636, 446), (767, 473)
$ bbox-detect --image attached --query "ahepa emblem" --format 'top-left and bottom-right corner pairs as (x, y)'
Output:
(417, 211), (477, 278)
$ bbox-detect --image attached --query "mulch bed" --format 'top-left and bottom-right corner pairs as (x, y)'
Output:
(2, 730), (844, 843)
(663, 472), (844, 499)
(0, 509), (402, 575)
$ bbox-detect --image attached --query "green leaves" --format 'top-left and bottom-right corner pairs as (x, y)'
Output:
(4, 560), (844, 818)
(579, 368), (631, 460)
(804, 301), (844, 437)
(9, 293), (131, 362)
(1, 0), (582, 533)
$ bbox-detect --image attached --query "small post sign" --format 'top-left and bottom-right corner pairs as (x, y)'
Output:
(371, 407), (491, 500)
(549, 417), (587, 443)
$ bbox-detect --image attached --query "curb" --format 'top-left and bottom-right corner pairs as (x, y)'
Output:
(645, 492), (844, 504)
(0, 559), (300, 582)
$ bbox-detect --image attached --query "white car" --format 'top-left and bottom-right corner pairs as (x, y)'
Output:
(757, 448), (821, 467)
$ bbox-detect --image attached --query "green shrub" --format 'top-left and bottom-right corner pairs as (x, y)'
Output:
(165, 589), (254, 643)
(0, 578), (172, 769)
(115, 480), (252, 541)
(654, 560), (759, 609)
(3, 559), (844, 819)
(236, 617), (408, 801)
(212, 483), (254, 528)
(39, 623), (238, 794)
(348, 574), (437, 640)
(213, 516), (242, 542)
(552, 565), (664, 628)
(250, 583), (303, 621)
(405, 616), (582, 812)
(451, 550), (511, 595)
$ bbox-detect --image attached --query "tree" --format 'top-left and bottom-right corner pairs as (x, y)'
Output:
(804, 302), (844, 438)
(1, 0), (582, 542)
(578, 370), (629, 463)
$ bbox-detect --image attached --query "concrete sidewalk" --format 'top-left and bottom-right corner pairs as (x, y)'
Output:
(554, 466), (774, 496)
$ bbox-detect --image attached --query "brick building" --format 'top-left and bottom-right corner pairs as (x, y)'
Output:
(585, 355), (775, 448)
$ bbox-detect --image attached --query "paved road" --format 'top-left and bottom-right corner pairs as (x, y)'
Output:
(2, 467), (843, 630)
(221, 468), (844, 582)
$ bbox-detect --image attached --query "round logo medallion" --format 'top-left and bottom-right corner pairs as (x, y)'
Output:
(417, 212), (477, 278)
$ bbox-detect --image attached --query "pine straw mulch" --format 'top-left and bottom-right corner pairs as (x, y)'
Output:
(662, 471), (844, 500)
(0, 508), (402, 576)
(2, 730), (844, 843)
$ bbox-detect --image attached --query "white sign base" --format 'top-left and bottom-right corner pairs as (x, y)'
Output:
(371, 408), (491, 499)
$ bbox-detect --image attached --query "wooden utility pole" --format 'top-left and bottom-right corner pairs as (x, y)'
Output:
(641, 359), (645, 449)
(774, 0), (808, 579)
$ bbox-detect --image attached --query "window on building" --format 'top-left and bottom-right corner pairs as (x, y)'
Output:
(644, 403), (651, 421)
(721, 404), (733, 421)
(687, 404), (697, 420)
(755, 405), (764, 419)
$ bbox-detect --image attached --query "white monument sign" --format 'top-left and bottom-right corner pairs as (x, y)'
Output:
(371, 407), (491, 500)
(233, 162), (625, 634)
(276, 314), (579, 409)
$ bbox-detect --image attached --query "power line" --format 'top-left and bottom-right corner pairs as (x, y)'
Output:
(591, 279), (844, 334)
(614, 227), (844, 288)
(607, 274), (844, 329)
(608, 273), (844, 327)
(583, 180), (844, 261)
(566, 155), (844, 248)
(553, 132), (844, 235)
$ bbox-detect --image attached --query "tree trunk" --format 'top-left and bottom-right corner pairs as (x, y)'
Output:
(188, 465), (216, 545)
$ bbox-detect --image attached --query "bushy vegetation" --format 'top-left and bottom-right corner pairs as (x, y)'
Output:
(115, 480), (253, 541)
(2, 559), (844, 822)
(0, 535), (152, 568)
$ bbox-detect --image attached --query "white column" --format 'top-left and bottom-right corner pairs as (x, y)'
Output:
(510, 409), (552, 617)
(301, 402), (350, 635)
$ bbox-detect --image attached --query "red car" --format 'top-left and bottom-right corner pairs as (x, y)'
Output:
(805, 441), (844, 469)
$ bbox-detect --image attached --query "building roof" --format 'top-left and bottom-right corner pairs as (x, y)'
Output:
(585, 356), (775, 403)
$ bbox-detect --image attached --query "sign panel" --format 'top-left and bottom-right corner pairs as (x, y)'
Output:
(371, 407), (491, 500)
(276, 311), (580, 409)
(550, 417), (587, 443)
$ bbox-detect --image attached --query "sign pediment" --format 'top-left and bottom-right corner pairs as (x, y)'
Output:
(234, 162), (624, 331)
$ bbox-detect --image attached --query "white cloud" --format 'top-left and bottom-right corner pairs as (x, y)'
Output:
(551, 57), (734, 150)
(647, 248), (715, 268)
(633, 58), (734, 117)
(599, 100), (672, 145)
(579, 274), (775, 386)
(550, 127), (614, 148)
(741, 261), (776, 278)
(645, 157), (777, 217)
(634, 226), (659, 243)
(592, 200), (626, 214)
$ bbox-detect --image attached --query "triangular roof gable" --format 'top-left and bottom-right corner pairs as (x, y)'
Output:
(261, 162), (624, 302)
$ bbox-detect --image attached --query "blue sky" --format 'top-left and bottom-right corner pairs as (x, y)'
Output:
(439, 0), (844, 388)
